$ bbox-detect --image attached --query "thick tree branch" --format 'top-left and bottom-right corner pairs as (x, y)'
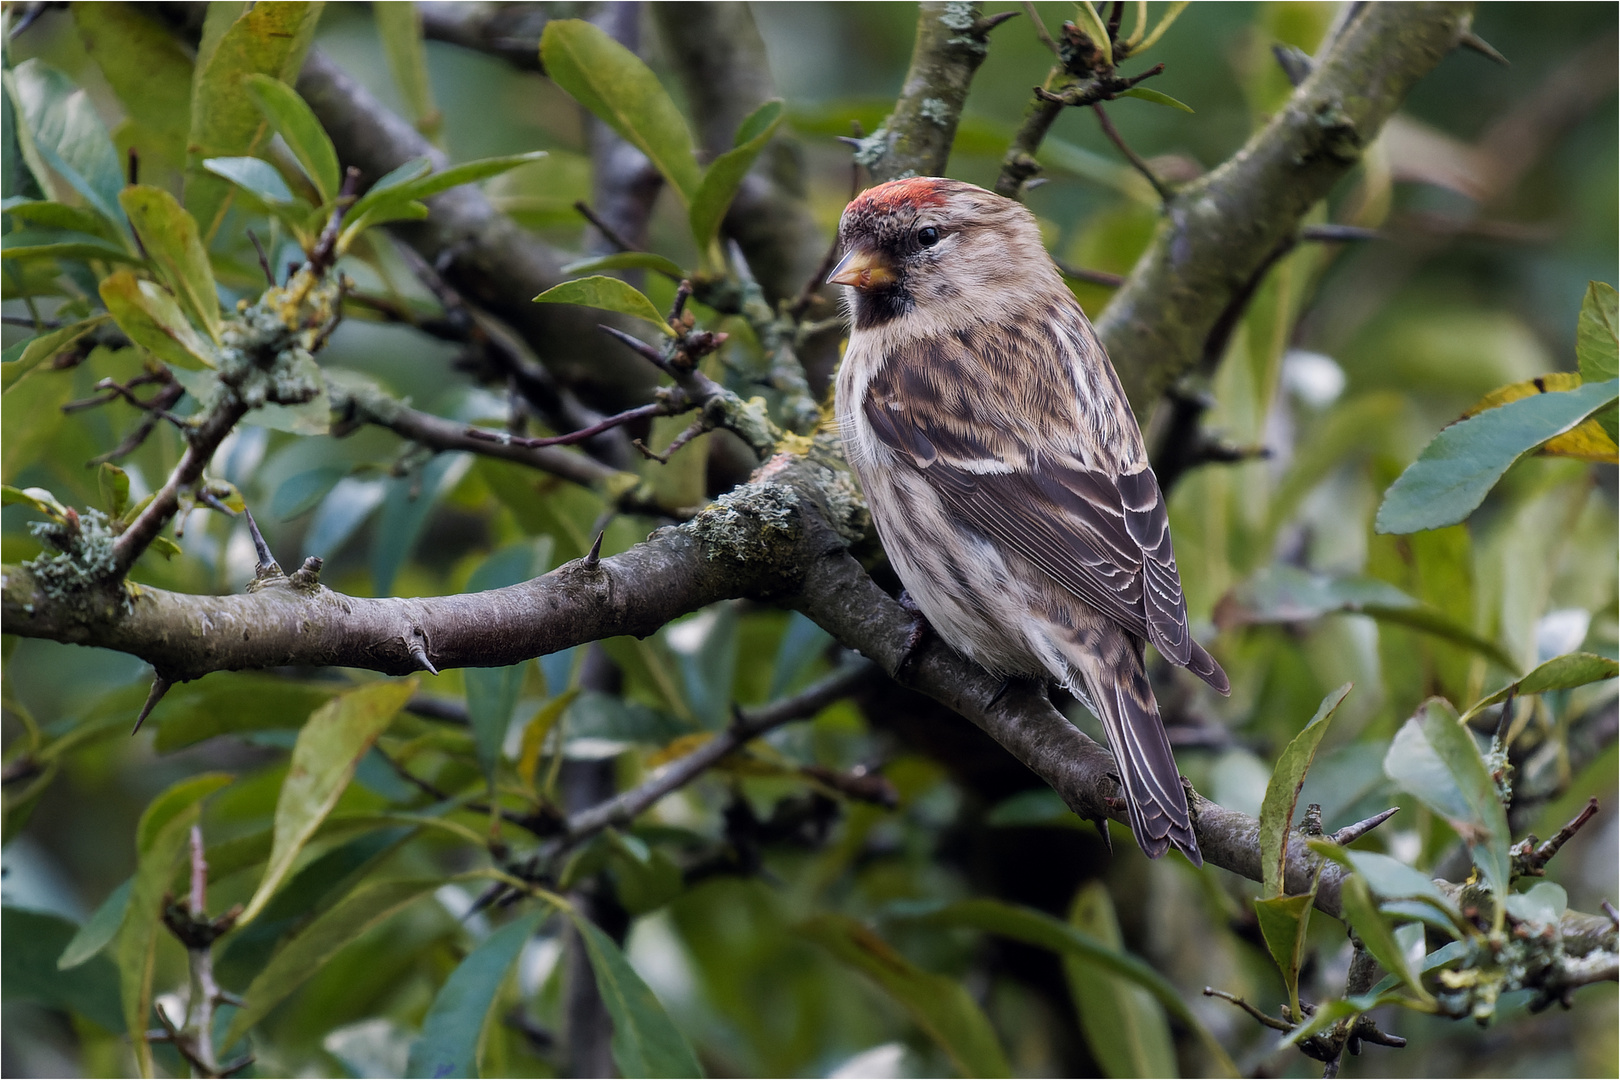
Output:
(1094, 2), (1475, 411)
(416, 2), (548, 73)
(857, 2), (1015, 184)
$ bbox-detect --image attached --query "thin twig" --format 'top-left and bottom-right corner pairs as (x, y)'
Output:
(465, 401), (667, 450)
(1092, 102), (1171, 201)
(573, 199), (640, 254)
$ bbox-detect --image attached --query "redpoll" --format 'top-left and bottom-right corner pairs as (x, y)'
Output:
(830, 177), (1229, 864)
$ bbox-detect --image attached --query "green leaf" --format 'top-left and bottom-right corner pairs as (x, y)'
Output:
(1375, 378), (1619, 534)
(606, 830), (685, 915)
(1119, 86), (1194, 113)
(350, 152), (546, 223)
(201, 156), (298, 205)
(1338, 874), (1433, 1003)
(0, 238), (143, 266)
(465, 544), (545, 783)
(407, 908), (547, 1079)
(3, 907), (124, 1032)
(539, 20), (702, 202)
(535, 276), (673, 336)
(119, 186), (221, 342)
(900, 898), (1236, 1075)
(688, 99), (784, 253)
(57, 877), (132, 970)
(99, 270), (218, 371)
(1216, 565), (1518, 671)
(225, 876), (442, 1046)
(1, 485), (69, 519)
(374, 2), (439, 137)
(8, 60), (126, 231)
(1069, 0), (1114, 66)
(1254, 893), (1316, 1021)
(1383, 700), (1512, 905)
(801, 913), (1010, 1078)
(570, 912), (706, 1078)
(269, 465), (346, 521)
(148, 673), (340, 752)
(1260, 683), (1350, 897)
(117, 774), (232, 1076)
(1, 199), (125, 244)
(1504, 881), (1567, 930)
(1, 315), (108, 393)
(1066, 883), (1179, 1079)
(1309, 843), (1463, 928)
(72, 3), (194, 171)
(238, 679), (418, 925)
(1276, 998), (1362, 1051)
(1462, 652), (1619, 721)
(562, 251), (688, 281)
(1576, 281), (1618, 383)
(242, 74), (342, 205)
(97, 463), (130, 520)
(184, 1), (324, 242)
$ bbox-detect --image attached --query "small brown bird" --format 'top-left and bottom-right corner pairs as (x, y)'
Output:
(830, 177), (1229, 864)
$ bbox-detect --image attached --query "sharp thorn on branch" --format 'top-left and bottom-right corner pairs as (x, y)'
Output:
(834, 135), (866, 149)
(1495, 689), (1517, 743)
(1459, 30), (1510, 66)
(242, 507), (280, 579)
(1054, 260), (1126, 288)
(1301, 223), (1383, 243)
(584, 530), (605, 568)
(132, 674), (173, 736)
(289, 555), (324, 588)
(1203, 987), (1296, 1032)
(1331, 807), (1400, 846)
(1273, 43), (1314, 87)
(408, 637), (440, 676)
(975, 9), (1020, 35)
(1602, 900), (1618, 927)
(598, 324), (674, 375)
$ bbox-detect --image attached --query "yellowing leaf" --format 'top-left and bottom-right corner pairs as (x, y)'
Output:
(119, 186), (221, 342)
(1462, 373), (1617, 463)
(99, 270), (218, 370)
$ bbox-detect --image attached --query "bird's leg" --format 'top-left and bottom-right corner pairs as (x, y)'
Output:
(894, 588), (934, 675)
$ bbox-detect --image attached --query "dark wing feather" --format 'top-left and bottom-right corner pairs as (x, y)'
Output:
(863, 338), (1229, 694)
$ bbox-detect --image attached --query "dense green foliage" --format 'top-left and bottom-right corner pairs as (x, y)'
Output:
(2, 3), (1616, 1078)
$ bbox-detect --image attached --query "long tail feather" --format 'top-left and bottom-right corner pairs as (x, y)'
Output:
(1059, 630), (1201, 865)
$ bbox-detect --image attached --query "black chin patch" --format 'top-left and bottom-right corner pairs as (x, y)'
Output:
(853, 285), (912, 329)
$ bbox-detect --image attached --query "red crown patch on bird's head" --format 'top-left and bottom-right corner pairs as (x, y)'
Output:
(847, 176), (953, 216)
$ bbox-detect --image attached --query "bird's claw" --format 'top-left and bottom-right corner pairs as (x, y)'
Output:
(895, 588), (933, 675)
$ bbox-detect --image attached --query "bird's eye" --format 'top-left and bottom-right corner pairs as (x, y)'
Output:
(917, 226), (940, 248)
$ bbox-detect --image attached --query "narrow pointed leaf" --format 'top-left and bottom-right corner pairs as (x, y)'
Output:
(1338, 874), (1432, 1003)
(540, 20), (702, 201)
(201, 156), (299, 206)
(562, 251), (688, 280)
(1066, 883), (1179, 1079)
(1384, 700), (1511, 902)
(535, 276), (674, 335)
(4, 907), (124, 1032)
(1260, 683), (1351, 897)
(184, 2), (324, 242)
(689, 99), (784, 252)
(465, 544), (544, 783)
(375, 2), (439, 136)
(571, 912), (705, 1078)
(99, 270), (218, 370)
(119, 186), (221, 342)
(1, 315), (108, 393)
(58, 877), (132, 970)
(1254, 894), (1316, 1016)
(407, 909), (548, 1078)
(1462, 652), (1619, 721)
(226, 876), (442, 1045)
(901, 898), (1235, 1075)
(801, 913), (1011, 1078)
(239, 679), (417, 925)
(348, 152), (546, 223)
(243, 74), (341, 205)
(9, 60), (126, 230)
(1375, 378), (1619, 534)
(1120, 86), (1194, 112)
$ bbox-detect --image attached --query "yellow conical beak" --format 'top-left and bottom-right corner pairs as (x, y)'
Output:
(827, 248), (897, 289)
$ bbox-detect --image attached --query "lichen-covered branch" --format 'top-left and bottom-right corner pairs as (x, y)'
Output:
(1095, 2), (1474, 411)
(855, 2), (1016, 184)
(295, 50), (657, 416)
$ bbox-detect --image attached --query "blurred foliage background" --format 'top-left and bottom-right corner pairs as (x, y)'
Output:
(1, 2), (1616, 1078)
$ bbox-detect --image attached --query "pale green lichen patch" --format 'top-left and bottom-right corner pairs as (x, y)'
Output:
(939, 3), (976, 31)
(24, 508), (126, 609)
(691, 482), (802, 564)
